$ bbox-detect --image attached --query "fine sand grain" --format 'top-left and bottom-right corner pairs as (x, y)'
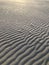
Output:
(0, 0), (49, 65)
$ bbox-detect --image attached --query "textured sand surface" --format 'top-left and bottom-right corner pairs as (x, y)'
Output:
(0, 0), (49, 65)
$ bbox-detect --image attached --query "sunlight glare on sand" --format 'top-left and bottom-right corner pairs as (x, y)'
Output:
(9, 0), (36, 3)
(0, 0), (35, 3)
(10, 0), (26, 3)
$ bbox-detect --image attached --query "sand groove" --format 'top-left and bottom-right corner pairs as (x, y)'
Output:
(0, 24), (49, 65)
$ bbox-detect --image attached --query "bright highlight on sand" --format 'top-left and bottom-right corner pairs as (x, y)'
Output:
(8, 0), (35, 3)
(0, 0), (35, 3)
(10, 0), (26, 2)
(0, 0), (27, 3)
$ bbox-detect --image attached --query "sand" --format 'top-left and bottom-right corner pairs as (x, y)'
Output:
(0, 0), (49, 65)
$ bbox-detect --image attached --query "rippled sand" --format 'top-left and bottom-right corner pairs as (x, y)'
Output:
(0, 0), (49, 65)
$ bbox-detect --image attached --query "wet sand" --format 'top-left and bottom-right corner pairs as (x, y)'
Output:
(0, 0), (49, 65)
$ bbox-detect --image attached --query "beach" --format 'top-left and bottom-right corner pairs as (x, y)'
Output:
(0, 0), (49, 65)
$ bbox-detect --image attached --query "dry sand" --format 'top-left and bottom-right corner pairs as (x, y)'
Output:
(0, 0), (49, 65)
